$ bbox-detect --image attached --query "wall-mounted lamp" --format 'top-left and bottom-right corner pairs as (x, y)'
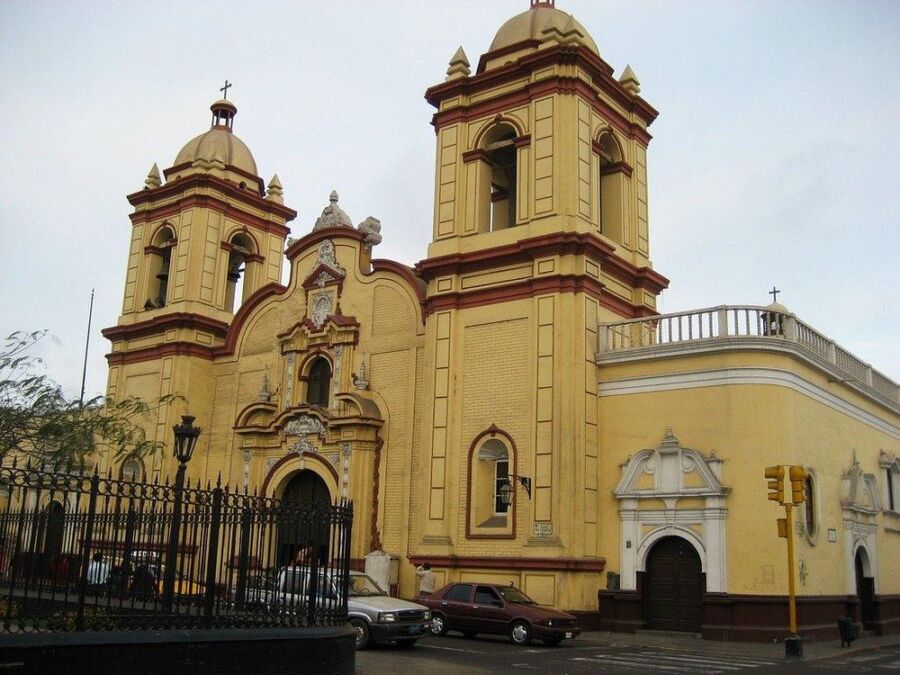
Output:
(498, 474), (532, 505)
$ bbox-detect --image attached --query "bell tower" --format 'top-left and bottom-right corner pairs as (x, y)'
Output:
(421, 0), (667, 317)
(102, 96), (296, 476)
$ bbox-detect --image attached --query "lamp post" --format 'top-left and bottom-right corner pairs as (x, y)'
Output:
(161, 415), (201, 612)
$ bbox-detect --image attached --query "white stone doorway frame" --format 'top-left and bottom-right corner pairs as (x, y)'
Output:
(613, 428), (730, 593)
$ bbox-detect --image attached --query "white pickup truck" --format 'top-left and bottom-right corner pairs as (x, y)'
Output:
(249, 567), (430, 650)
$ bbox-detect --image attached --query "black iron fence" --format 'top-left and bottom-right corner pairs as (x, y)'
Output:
(0, 461), (353, 632)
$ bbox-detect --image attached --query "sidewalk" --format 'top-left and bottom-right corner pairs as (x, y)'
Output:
(578, 629), (900, 661)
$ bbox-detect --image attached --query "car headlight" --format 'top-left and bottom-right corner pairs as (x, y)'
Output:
(547, 619), (554, 627)
(424, 611), (431, 620)
(378, 612), (397, 623)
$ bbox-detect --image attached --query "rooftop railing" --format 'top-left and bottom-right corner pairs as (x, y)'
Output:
(598, 305), (898, 405)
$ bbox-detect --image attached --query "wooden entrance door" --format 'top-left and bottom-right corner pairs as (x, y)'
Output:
(646, 536), (704, 632)
(855, 549), (876, 629)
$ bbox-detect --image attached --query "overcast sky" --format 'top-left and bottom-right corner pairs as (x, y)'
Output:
(1, 0), (897, 400)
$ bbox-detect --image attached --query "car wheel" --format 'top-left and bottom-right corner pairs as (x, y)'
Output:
(394, 639), (417, 649)
(430, 613), (448, 636)
(509, 620), (532, 646)
(462, 631), (477, 639)
(542, 638), (562, 647)
(350, 618), (370, 650)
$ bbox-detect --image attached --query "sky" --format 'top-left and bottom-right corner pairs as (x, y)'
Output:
(0, 0), (898, 400)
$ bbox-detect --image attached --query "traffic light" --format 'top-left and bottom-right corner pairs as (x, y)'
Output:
(777, 518), (788, 538)
(789, 466), (807, 504)
(766, 465), (785, 503)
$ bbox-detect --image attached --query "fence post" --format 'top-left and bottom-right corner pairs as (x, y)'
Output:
(75, 469), (100, 631)
(233, 507), (252, 609)
(203, 482), (224, 622)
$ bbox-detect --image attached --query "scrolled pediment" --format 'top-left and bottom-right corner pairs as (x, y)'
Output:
(614, 428), (728, 499)
(842, 453), (881, 515)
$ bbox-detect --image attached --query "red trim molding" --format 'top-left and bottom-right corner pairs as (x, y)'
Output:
(105, 341), (214, 366)
(599, 160), (634, 178)
(462, 148), (491, 164)
(415, 232), (669, 295)
(213, 282), (289, 357)
(407, 555), (606, 573)
(285, 227), (366, 261)
(102, 312), (229, 342)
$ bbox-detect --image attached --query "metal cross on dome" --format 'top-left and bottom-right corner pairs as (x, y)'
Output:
(769, 286), (781, 303)
(220, 80), (232, 100)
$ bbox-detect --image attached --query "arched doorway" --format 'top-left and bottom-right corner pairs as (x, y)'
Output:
(277, 470), (332, 566)
(645, 536), (704, 632)
(855, 547), (876, 629)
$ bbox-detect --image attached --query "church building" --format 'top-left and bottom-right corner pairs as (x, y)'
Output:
(102, 1), (899, 640)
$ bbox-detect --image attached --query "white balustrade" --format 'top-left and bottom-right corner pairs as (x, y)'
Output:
(598, 305), (898, 404)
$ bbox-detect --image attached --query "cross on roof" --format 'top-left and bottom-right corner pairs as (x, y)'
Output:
(769, 286), (781, 303)
(220, 80), (232, 100)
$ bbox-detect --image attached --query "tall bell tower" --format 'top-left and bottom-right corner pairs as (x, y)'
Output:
(102, 95), (296, 478)
(420, 0), (667, 318)
(412, 2), (668, 591)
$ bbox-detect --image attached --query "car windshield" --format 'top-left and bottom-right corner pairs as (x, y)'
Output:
(498, 586), (535, 604)
(349, 574), (386, 597)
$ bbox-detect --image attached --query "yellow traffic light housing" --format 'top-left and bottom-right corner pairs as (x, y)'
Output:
(789, 465), (807, 504)
(765, 465), (785, 503)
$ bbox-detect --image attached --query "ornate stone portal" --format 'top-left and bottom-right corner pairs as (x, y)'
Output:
(841, 452), (881, 593)
(613, 428), (730, 592)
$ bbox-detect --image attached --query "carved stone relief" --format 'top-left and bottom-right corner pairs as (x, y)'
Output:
(311, 294), (333, 329)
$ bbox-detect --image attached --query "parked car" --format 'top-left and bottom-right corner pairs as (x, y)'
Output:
(421, 582), (580, 646)
(241, 567), (431, 650)
(346, 571), (431, 650)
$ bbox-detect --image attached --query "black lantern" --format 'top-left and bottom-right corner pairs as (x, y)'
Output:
(172, 415), (201, 465)
(498, 475), (532, 506)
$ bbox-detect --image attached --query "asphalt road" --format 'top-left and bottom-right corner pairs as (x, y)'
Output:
(356, 634), (900, 674)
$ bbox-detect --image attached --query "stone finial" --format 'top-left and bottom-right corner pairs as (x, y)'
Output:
(446, 46), (471, 80)
(357, 216), (383, 251)
(352, 351), (370, 390)
(560, 14), (587, 47)
(313, 190), (353, 230)
(266, 174), (284, 203)
(619, 64), (641, 96)
(145, 163), (161, 189)
(258, 368), (272, 402)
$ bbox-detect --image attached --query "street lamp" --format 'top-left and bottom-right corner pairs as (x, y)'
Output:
(161, 415), (201, 612)
(498, 475), (532, 506)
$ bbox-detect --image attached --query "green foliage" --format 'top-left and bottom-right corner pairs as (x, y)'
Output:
(0, 331), (180, 468)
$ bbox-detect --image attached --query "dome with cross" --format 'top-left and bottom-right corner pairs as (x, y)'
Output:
(173, 98), (258, 178)
(488, 1), (599, 65)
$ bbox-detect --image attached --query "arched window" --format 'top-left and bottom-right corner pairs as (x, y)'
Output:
(306, 358), (331, 407)
(225, 232), (256, 313)
(804, 474), (816, 535)
(467, 433), (516, 538)
(145, 226), (175, 309)
(595, 132), (626, 244)
(478, 124), (519, 232)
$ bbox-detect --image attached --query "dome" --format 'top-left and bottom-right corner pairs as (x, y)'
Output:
(489, 4), (599, 57)
(173, 99), (259, 176)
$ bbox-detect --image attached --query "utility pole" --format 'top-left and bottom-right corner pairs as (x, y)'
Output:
(765, 464), (807, 657)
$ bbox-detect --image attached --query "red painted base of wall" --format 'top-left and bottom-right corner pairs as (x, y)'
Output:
(598, 591), (900, 642)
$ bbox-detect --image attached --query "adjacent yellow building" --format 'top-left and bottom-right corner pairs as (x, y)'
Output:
(102, 1), (899, 640)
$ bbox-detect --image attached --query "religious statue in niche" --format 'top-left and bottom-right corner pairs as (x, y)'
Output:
(311, 294), (332, 329)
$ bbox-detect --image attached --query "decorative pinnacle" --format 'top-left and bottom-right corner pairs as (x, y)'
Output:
(145, 163), (161, 189)
(266, 174), (284, 203)
(330, 190), (339, 204)
(619, 65), (641, 95)
(446, 46), (471, 80)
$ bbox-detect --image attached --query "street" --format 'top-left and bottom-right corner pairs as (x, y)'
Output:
(356, 634), (900, 674)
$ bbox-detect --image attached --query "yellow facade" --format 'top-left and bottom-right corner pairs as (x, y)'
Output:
(102, 3), (899, 639)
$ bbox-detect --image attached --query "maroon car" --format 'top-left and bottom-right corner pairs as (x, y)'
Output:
(421, 582), (580, 646)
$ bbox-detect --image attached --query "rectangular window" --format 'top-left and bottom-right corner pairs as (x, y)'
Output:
(495, 459), (510, 515)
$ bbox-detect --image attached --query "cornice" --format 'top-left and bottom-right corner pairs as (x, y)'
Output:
(426, 43), (657, 138)
(415, 232), (669, 295)
(128, 173), (296, 234)
(102, 312), (229, 342)
(105, 341), (214, 366)
(406, 554), (606, 572)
